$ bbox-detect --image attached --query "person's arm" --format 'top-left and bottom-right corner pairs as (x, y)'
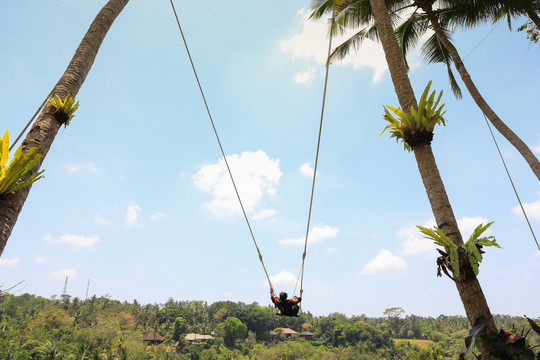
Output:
(290, 297), (301, 304)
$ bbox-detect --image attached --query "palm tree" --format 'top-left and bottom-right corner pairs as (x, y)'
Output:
(0, 0), (129, 257)
(353, 0), (499, 355)
(312, 0), (540, 182)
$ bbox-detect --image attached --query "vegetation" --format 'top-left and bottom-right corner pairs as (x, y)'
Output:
(0, 129), (44, 197)
(518, 20), (540, 44)
(47, 93), (80, 126)
(0, 293), (538, 359)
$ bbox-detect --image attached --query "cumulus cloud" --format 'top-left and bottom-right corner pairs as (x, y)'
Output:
(512, 200), (540, 221)
(294, 67), (317, 84)
(534, 145), (540, 154)
(65, 161), (99, 174)
(126, 202), (141, 227)
(49, 268), (77, 281)
(193, 150), (282, 217)
(359, 249), (407, 275)
(44, 233), (100, 248)
(150, 212), (166, 221)
(0, 257), (20, 267)
(279, 223), (338, 245)
(264, 270), (297, 288)
(280, 9), (388, 83)
(300, 162), (318, 177)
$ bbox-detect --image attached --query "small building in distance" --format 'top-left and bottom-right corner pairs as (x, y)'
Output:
(185, 333), (214, 344)
(298, 331), (315, 341)
(270, 328), (299, 341)
(142, 332), (165, 345)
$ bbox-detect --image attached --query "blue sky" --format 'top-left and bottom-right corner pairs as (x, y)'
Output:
(1, 0), (539, 318)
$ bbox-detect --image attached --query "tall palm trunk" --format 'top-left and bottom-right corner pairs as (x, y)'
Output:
(526, 8), (540, 29)
(0, 0), (129, 256)
(422, 5), (540, 182)
(369, 0), (498, 356)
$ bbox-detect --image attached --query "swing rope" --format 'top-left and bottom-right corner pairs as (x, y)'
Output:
(483, 114), (540, 252)
(294, 2), (336, 301)
(168, 0), (275, 295)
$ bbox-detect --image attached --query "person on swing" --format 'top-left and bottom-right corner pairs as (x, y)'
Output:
(271, 291), (301, 317)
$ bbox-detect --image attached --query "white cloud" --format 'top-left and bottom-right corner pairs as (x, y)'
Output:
(44, 233), (100, 248)
(65, 161), (99, 174)
(126, 202), (141, 227)
(150, 212), (166, 221)
(512, 200), (540, 221)
(294, 67), (317, 84)
(49, 268), (76, 281)
(264, 270), (298, 288)
(398, 220), (437, 256)
(300, 162), (317, 177)
(0, 257), (20, 267)
(193, 150), (282, 217)
(279, 223), (338, 245)
(458, 216), (490, 239)
(535, 251), (540, 257)
(253, 209), (277, 220)
(222, 292), (233, 298)
(326, 247), (338, 254)
(280, 9), (387, 83)
(359, 249), (407, 275)
(534, 145), (540, 154)
(95, 214), (111, 225)
(35, 256), (48, 264)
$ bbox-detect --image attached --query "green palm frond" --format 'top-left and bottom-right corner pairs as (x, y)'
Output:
(395, 11), (429, 70)
(381, 81), (447, 151)
(421, 33), (463, 99)
(0, 129), (45, 197)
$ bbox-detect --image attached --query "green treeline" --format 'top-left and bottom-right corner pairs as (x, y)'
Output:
(1, 293), (538, 359)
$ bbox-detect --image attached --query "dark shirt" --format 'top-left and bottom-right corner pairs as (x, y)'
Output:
(272, 296), (301, 316)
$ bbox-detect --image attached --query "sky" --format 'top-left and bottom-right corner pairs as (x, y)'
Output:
(1, 0), (539, 319)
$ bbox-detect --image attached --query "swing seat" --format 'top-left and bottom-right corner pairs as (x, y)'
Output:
(276, 305), (301, 317)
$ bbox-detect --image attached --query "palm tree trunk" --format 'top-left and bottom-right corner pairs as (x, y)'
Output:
(0, 0), (129, 256)
(369, 0), (498, 356)
(423, 6), (540, 182)
(526, 9), (540, 29)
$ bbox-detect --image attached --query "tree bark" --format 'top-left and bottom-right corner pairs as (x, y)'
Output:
(423, 6), (540, 182)
(526, 9), (540, 30)
(368, 0), (417, 112)
(0, 0), (129, 256)
(369, 0), (498, 356)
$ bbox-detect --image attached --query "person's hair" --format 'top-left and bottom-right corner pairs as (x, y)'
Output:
(279, 292), (288, 301)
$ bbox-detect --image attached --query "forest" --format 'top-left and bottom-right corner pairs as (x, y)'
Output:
(1, 291), (539, 359)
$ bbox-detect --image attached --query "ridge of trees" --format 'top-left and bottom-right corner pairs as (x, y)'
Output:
(1, 293), (538, 359)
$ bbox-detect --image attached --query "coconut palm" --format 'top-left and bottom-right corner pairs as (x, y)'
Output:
(312, 0), (540, 182)
(350, 0), (499, 355)
(441, 0), (540, 31)
(0, 0), (129, 256)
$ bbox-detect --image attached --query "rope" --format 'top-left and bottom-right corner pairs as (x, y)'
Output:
(168, 0), (275, 295)
(483, 114), (540, 252)
(294, 2), (336, 302)
(9, 89), (54, 151)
